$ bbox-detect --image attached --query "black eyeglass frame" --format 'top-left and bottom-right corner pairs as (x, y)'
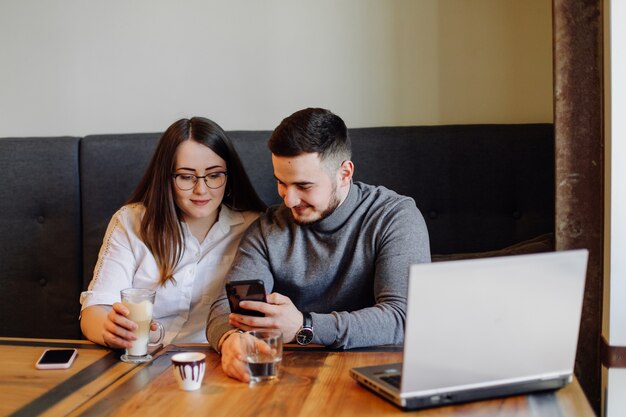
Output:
(171, 172), (228, 190)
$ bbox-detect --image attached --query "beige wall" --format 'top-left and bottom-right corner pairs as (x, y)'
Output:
(0, 0), (552, 137)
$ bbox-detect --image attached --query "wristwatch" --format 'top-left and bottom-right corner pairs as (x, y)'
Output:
(295, 312), (314, 345)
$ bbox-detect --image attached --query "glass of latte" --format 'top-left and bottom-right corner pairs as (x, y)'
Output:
(120, 288), (164, 363)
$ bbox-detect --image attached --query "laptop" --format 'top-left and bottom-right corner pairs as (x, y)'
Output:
(350, 249), (588, 410)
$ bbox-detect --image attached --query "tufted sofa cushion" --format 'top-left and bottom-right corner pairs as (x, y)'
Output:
(431, 233), (555, 262)
(348, 124), (555, 254)
(0, 137), (82, 338)
(80, 134), (161, 290)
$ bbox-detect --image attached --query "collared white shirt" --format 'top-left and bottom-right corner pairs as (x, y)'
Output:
(80, 203), (259, 344)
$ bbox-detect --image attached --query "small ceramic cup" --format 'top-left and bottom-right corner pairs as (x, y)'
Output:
(172, 352), (206, 391)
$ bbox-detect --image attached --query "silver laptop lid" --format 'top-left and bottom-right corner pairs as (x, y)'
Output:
(401, 249), (588, 398)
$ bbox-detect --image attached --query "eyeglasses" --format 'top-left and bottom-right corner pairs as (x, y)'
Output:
(172, 172), (228, 190)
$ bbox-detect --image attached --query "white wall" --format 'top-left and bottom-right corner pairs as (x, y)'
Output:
(0, 0), (552, 137)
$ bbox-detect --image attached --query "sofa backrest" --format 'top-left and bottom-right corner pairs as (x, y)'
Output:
(80, 123), (554, 288)
(348, 124), (555, 254)
(0, 137), (83, 339)
(1, 123), (554, 339)
(80, 134), (161, 292)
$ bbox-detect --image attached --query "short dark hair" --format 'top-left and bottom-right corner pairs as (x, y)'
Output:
(268, 108), (351, 168)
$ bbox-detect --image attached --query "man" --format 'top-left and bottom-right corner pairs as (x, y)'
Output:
(207, 107), (430, 381)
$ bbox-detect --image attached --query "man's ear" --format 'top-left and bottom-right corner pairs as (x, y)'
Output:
(338, 160), (354, 185)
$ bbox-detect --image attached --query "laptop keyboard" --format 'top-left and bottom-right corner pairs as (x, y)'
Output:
(380, 374), (401, 388)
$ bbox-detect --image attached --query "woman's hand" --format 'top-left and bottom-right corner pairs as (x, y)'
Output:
(101, 302), (138, 349)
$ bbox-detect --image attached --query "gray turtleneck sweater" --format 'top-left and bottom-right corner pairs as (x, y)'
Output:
(207, 182), (431, 349)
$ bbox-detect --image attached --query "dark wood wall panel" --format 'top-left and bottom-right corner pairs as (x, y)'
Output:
(553, 0), (604, 413)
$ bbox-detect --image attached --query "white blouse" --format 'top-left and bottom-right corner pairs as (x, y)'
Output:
(80, 203), (259, 344)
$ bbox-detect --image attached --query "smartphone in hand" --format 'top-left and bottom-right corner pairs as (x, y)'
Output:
(35, 348), (78, 370)
(225, 279), (267, 317)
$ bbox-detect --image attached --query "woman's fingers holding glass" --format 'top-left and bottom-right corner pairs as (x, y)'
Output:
(103, 318), (137, 341)
(104, 306), (138, 345)
(111, 302), (130, 316)
(109, 303), (137, 331)
(102, 330), (134, 349)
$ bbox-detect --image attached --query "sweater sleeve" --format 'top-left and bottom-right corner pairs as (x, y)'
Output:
(312, 199), (431, 349)
(206, 218), (274, 350)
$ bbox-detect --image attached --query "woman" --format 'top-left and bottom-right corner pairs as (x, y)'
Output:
(80, 117), (266, 348)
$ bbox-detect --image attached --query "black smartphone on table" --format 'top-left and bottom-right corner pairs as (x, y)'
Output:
(35, 348), (78, 370)
(225, 279), (267, 317)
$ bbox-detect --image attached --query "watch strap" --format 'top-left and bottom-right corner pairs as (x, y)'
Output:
(296, 312), (314, 345)
(302, 312), (312, 329)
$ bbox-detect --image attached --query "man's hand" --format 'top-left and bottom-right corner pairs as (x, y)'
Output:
(220, 331), (275, 382)
(220, 332), (250, 382)
(228, 292), (303, 343)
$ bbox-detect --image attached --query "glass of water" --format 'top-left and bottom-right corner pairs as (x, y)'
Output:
(244, 329), (283, 384)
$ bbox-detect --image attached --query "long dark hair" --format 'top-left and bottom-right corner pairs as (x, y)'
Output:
(128, 117), (266, 284)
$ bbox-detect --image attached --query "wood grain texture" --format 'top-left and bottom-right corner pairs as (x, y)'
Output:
(0, 340), (595, 417)
(0, 344), (107, 415)
(67, 345), (595, 417)
(0, 338), (150, 417)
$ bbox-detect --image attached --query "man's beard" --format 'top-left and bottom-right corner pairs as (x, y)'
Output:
(293, 184), (341, 226)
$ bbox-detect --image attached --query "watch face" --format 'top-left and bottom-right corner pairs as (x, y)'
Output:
(296, 328), (314, 345)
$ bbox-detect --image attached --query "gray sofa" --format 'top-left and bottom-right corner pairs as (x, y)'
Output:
(0, 124), (554, 339)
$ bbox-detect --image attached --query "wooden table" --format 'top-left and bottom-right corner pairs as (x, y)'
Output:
(0, 338), (595, 417)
